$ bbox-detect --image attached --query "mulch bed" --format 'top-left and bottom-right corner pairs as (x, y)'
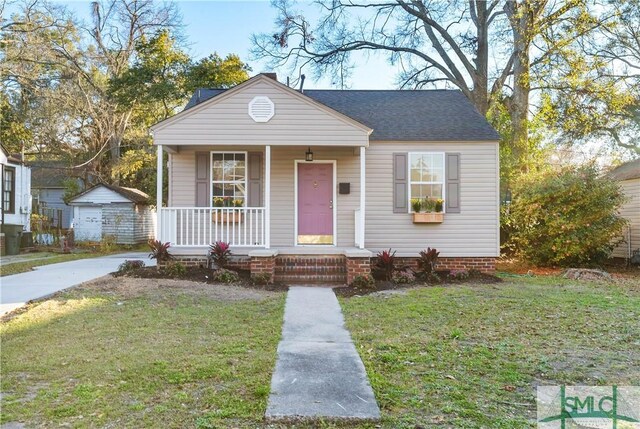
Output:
(334, 271), (502, 297)
(115, 265), (501, 298)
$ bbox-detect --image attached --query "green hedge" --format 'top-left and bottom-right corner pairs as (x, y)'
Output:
(506, 166), (627, 266)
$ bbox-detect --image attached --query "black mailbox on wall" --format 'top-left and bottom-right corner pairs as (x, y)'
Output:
(339, 183), (350, 194)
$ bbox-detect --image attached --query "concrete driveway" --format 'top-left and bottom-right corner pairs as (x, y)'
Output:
(0, 252), (154, 316)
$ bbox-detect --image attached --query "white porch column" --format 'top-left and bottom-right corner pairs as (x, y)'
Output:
(156, 145), (163, 241)
(359, 146), (366, 249)
(265, 145), (271, 249)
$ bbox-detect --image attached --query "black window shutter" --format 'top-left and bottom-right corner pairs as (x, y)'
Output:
(393, 153), (408, 213)
(195, 152), (210, 207)
(247, 152), (263, 207)
(445, 153), (461, 213)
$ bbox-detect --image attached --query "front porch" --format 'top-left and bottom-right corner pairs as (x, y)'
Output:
(155, 144), (367, 251)
(154, 143), (369, 284)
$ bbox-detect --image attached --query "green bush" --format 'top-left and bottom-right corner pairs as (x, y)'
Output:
(506, 165), (627, 266)
(118, 260), (145, 272)
(250, 273), (272, 286)
(392, 270), (415, 284)
(161, 261), (187, 278)
(212, 268), (240, 284)
(350, 274), (375, 289)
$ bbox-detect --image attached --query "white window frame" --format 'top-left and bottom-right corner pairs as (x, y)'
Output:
(210, 151), (249, 207)
(408, 152), (446, 213)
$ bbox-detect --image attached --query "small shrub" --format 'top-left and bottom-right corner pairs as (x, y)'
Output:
(148, 239), (173, 263)
(208, 241), (231, 269)
(448, 269), (469, 281)
(350, 274), (375, 289)
(424, 272), (441, 283)
(373, 249), (400, 281)
(507, 165), (627, 266)
(392, 270), (415, 284)
(416, 247), (440, 276)
(212, 268), (240, 284)
(162, 261), (186, 278)
(251, 273), (272, 286)
(118, 260), (145, 272)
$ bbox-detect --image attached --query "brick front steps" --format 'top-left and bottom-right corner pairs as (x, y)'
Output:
(275, 255), (347, 284)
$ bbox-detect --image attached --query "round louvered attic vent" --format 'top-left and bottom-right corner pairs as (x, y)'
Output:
(248, 96), (275, 122)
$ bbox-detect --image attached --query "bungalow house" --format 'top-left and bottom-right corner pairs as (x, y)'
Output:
(150, 74), (500, 283)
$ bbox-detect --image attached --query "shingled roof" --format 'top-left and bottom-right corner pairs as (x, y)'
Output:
(608, 158), (640, 181)
(68, 183), (150, 204)
(184, 87), (500, 142)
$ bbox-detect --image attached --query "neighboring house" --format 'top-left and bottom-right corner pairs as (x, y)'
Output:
(150, 73), (500, 283)
(609, 158), (640, 260)
(31, 161), (79, 229)
(0, 144), (32, 255)
(0, 144), (31, 229)
(68, 183), (155, 245)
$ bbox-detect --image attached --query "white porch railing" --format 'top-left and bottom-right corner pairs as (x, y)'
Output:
(160, 207), (265, 247)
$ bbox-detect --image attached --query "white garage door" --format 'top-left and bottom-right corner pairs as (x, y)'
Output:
(74, 206), (103, 241)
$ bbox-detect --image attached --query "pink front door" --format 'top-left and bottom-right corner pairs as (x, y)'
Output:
(297, 163), (333, 244)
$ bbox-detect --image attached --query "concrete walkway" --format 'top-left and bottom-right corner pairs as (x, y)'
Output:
(266, 286), (380, 420)
(0, 252), (154, 316)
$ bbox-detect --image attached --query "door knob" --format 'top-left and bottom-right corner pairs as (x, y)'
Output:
(329, 200), (333, 209)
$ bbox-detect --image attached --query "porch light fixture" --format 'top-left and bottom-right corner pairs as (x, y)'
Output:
(305, 147), (314, 162)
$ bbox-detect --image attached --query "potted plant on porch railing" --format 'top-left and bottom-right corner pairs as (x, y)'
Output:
(213, 197), (244, 223)
(412, 197), (444, 223)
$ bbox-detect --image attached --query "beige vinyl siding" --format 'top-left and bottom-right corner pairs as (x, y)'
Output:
(153, 79), (369, 147)
(612, 178), (640, 258)
(365, 141), (500, 257)
(167, 145), (360, 248)
(270, 146), (359, 247)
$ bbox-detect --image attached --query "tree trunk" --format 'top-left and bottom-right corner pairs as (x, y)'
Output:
(505, 1), (534, 173)
(472, 0), (490, 117)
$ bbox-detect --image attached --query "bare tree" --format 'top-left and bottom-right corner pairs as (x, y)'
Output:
(252, 0), (605, 175)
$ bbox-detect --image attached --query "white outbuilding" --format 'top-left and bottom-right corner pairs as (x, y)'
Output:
(68, 183), (155, 244)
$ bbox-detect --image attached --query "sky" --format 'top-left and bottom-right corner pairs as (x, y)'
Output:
(60, 0), (401, 89)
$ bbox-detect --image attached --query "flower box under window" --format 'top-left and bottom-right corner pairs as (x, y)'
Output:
(412, 212), (444, 223)
(213, 211), (244, 224)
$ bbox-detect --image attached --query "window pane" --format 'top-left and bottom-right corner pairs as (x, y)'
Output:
(212, 166), (223, 181)
(212, 184), (224, 197)
(410, 167), (421, 182)
(234, 184), (246, 199)
(411, 184), (425, 200)
(430, 184), (443, 199)
(234, 166), (245, 181)
(432, 155), (443, 169)
(411, 184), (443, 200)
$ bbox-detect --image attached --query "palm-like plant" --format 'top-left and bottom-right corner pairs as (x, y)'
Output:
(148, 240), (173, 263)
(208, 241), (231, 269)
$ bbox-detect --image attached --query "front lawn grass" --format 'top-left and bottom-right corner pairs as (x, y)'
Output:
(1, 285), (285, 428)
(2, 275), (638, 428)
(341, 276), (640, 428)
